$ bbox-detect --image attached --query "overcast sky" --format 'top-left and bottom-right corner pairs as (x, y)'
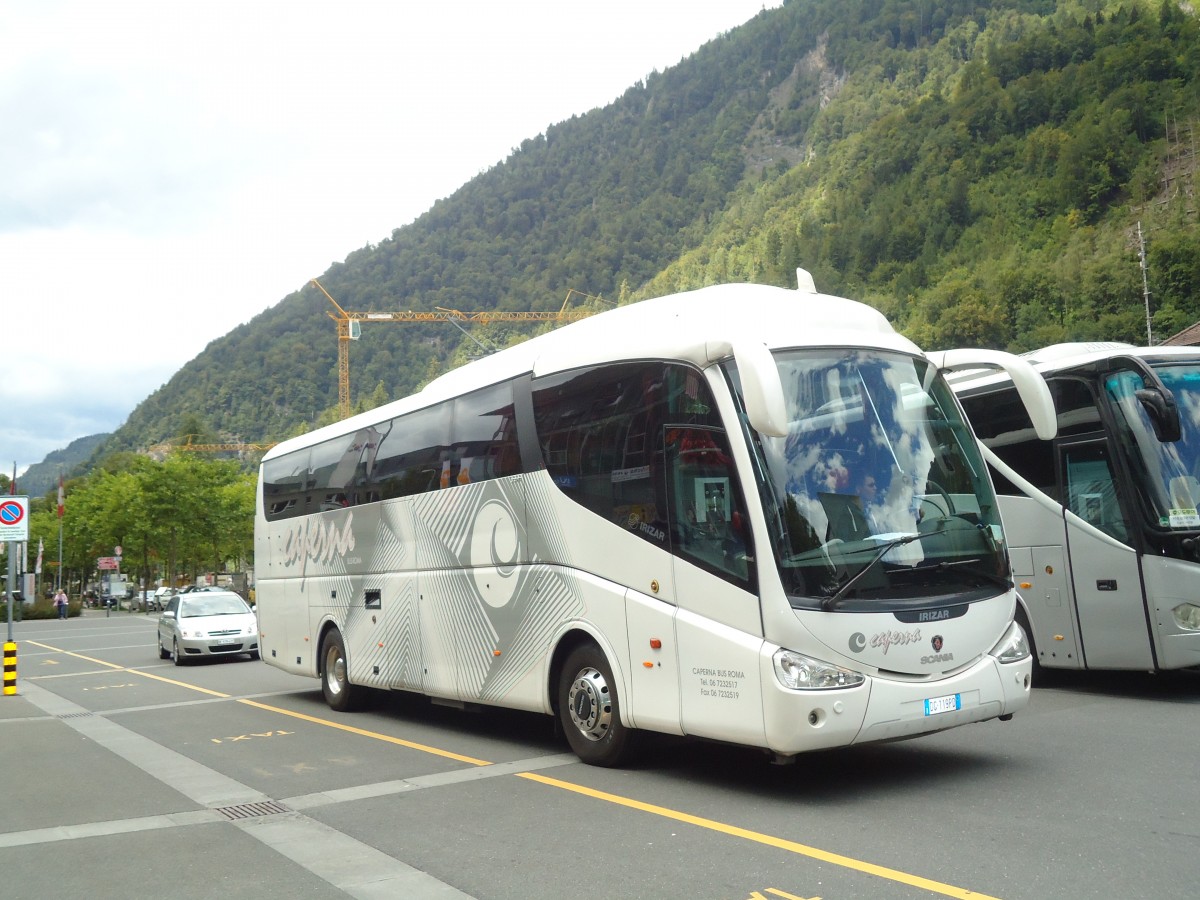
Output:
(2, 0), (780, 476)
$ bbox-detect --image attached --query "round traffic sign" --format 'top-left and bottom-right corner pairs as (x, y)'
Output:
(0, 500), (26, 525)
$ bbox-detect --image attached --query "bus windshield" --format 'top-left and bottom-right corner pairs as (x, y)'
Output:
(1105, 364), (1200, 530)
(744, 350), (1008, 610)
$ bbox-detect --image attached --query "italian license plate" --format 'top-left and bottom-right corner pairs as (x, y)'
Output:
(924, 693), (961, 716)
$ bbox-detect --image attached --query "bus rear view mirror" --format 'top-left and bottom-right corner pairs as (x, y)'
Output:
(929, 348), (1057, 441)
(732, 339), (788, 437)
(1108, 355), (1181, 444)
(1136, 388), (1182, 443)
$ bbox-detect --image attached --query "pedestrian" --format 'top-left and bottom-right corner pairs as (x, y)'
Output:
(54, 588), (68, 620)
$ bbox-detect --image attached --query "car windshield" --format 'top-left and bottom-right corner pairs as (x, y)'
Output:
(1105, 363), (1200, 530)
(729, 349), (1009, 610)
(180, 596), (249, 617)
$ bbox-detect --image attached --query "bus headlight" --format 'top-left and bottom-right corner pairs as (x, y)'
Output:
(772, 648), (865, 690)
(1172, 603), (1200, 632)
(989, 621), (1030, 663)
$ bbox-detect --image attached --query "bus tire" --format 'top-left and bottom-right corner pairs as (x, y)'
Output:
(557, 643), (638, 767)
(321, 629), (361, 712)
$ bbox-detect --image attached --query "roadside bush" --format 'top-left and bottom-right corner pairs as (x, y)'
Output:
(15, 598), (81, 620)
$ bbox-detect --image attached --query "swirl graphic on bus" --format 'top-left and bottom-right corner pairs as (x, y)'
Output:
(472, 498), (520, 608)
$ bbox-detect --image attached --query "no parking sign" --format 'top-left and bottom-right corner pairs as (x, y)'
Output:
(0, 498), (29, 542)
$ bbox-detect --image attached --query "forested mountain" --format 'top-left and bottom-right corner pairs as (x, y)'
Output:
(20, 433), (108, 497)
(97, 0), (1200, 463)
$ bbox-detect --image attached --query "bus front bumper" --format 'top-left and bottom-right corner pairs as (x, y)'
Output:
(761, 653), (1032, 756)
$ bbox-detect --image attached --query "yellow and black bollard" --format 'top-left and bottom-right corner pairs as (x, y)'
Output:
(3, 642), (16, 696)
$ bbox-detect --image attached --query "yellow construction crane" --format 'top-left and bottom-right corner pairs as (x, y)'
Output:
(311, 278), (602, 419)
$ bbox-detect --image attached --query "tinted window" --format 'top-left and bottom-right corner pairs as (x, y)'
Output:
(1053, 378), (1103, 437)
(962, 386), (1057, 498)
(262, 379), (523, 520)
(371, 403), (450, 499)
(1063, 441), (1129, 543)
(533, 361), (753, 584)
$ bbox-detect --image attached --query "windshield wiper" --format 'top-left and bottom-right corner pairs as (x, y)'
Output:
(821, 529), (944, 611)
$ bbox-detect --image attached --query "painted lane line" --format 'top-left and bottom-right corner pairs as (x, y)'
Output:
(517, 771), (1000, 900)
(239, 812), (474, 899)
(0, 810), (224, 849)
(236, 698), (491, 766)
(26, 639), (999, 899)
(24, 640), (233, 697)
(17, 679), (476, 900)
(284, 753), (578, 811)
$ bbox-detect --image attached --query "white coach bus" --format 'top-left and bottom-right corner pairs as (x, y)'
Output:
(254, 272), (1054, 766)
(950, 342), (1200, 673)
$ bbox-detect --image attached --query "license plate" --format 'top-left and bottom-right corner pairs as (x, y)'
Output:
(213, 639), (237, 646)
(924, 693), (961, 716)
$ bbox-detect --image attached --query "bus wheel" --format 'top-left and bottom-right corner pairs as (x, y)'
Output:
(558, 644), (638, 767)
(321, 630), (361, 712)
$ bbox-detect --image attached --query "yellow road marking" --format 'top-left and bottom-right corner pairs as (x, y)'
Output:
(516, 772), (997, 900)
(24, 641), (231, 697)
(236, 698), (490, 766)
(25, 638), (1000, 898)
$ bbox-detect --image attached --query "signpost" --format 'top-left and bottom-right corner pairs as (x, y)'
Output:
(2, 497), (29, 693)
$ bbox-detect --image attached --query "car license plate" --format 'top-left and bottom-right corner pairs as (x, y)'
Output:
(213, 638), (237, 646)
(924, 693), (961, 716)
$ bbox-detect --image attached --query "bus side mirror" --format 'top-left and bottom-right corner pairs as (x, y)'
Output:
(1136, 388), (1181, 442)
(1108, 355), (1182, 444)
(929, 348), (1057, 441)
(732, 340), (788, 437)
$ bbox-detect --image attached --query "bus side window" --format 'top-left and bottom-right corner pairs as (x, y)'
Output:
(371, 402), (451, 500)
(263, 451), (310, 521)
(534, 362), (722, 550)
(1062, 442), (1129, 543)
(665, 426), (754, 590)
(452, 381), (523, 484)
(962, 387), (1058, 500)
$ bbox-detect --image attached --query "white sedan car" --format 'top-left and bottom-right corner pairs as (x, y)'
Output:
(157, 590), (259, 665)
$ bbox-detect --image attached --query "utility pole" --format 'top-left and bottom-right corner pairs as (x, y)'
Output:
(1138, 221), (1153, 345)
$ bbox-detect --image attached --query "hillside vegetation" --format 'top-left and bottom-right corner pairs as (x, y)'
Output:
(94, 0), (1200, 466)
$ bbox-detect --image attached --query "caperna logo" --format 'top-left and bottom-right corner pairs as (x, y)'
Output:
(849, 632), (866, 653)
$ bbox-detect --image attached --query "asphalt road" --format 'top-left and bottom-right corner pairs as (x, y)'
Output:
(2, 609), (1198, 900)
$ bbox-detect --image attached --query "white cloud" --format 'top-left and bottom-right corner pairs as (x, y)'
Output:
(1, 0), (781, 472)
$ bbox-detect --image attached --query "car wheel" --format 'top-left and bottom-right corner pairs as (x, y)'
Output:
(172, 638), (185, 666)
(557, 643), (639, 767)
(158, 636), (170, 660)
(321, 629), (361, 711)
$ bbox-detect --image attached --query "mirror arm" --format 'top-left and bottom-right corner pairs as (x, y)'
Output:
(928, 348), (1057, 441)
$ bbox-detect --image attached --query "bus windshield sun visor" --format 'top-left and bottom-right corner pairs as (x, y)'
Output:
(732, 339), (788, 437)
(929, 349), (1057, 441)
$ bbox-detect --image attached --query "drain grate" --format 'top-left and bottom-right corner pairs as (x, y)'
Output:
(215, 800), (290, 820)
(58, 712), (94, 719)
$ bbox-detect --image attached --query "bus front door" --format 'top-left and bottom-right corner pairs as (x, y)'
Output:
(1060, 440), (1155, 670)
